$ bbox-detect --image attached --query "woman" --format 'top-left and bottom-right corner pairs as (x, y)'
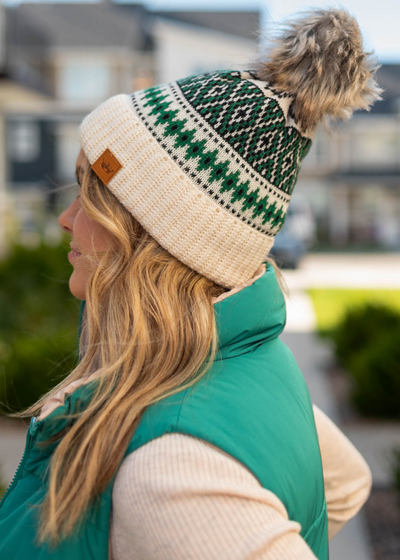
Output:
(0, 8), (382, 560)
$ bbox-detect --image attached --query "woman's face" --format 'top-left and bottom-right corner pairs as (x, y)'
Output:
(58, 148), (113, 300)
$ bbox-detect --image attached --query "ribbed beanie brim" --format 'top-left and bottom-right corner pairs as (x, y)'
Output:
(80, 93), (276, 289)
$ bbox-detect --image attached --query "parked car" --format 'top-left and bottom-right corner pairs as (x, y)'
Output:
(269, 196), (315, 268)
(269, 229), (306, 269)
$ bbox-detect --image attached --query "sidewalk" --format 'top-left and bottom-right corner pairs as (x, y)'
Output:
(283, 253), (400, 289)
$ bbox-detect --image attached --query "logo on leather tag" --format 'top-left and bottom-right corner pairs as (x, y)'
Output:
(91, 148), (122, 185)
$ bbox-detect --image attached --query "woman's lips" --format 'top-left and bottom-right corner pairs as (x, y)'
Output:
(68, 250), (81, 262)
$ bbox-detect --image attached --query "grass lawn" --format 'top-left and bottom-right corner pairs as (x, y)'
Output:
(308, 289), (400, 331)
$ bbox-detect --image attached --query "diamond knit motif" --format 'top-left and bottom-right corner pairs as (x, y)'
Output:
(131, 70), (312, 236)
(179, 71), (311, 194)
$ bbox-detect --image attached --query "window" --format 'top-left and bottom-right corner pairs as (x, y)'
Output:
(10, 120), (40, 162)
(351, 131), (399, 168)
(56, 122), (81, 181)
(59, 59), (111, 102)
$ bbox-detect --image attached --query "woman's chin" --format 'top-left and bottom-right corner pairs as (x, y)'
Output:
(69, 271), (86, 301)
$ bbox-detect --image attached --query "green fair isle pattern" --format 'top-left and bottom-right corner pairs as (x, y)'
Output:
(131, 71), (312, 236)
(179, 71), (311, 195)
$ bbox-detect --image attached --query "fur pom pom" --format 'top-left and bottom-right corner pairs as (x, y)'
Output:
(255, 8), (383, 133)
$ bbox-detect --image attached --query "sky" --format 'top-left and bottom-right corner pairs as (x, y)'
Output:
(3, 0), (400, 62)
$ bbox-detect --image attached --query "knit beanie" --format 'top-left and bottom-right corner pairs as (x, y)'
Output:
(79, 8), (381, 289)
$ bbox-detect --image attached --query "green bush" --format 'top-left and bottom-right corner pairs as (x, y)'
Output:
(331, 304), (400, 368)
(0, 330), (78, 412)
(0, 238), (78, 334)
(348, 331), (400, 418)
(0, 238), (81, 413)
(330, 304), (400, 419)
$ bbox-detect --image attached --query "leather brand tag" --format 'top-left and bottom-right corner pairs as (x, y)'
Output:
(91, 148), (123, 185)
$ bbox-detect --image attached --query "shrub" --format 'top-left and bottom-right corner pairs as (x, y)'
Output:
(0, 238), (81, 413)
(331, 304), (400, 368)
(329, 303), (400, 419)
(0, 238), (78, 335)
(0, 329), (78, 413)
(348, 330), (400, 418)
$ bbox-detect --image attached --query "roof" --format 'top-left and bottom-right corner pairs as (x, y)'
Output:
(5, 9), (52, 94)
(6, 3), (151, 51)
(155, 10), (260, 41)
(6, 4), (260, 52)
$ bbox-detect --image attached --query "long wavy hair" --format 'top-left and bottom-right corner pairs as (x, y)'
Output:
(14, 159), (280, 547)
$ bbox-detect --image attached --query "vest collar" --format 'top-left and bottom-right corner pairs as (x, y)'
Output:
(213, 262), (286, 359)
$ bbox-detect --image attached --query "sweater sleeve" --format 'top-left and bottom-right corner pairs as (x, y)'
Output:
(110, 406), (372, 559)
(110, 432), (317, 560)
(312, 404), (372, 539)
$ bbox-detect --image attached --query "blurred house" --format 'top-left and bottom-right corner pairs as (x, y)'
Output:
(1, 2), (260, 252)
(2, 2), (154, 251)
(0, 1), (52, 255)
(2, 3), (399, 253)
(150, 10), (259, 83)
(295, 64), (400, 250)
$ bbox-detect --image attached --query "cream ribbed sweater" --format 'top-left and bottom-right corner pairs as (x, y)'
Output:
(110, 405), (372, 559)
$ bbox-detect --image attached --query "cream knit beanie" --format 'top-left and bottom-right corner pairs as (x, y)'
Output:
(79, 8), (381, 289)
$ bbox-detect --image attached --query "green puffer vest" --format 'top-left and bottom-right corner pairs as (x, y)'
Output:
(0, 263), (329, 559)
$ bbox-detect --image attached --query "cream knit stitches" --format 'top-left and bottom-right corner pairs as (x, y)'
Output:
(79, 68), (317, 289)
(79, 94), (274, 289)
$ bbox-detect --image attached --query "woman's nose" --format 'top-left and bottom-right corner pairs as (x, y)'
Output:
(58, 204), (74, 235)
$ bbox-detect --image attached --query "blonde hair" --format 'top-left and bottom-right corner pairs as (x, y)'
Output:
(15, 160), (280, 547)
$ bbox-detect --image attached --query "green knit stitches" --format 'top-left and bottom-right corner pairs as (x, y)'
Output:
(178, 71), (312, 195)
(141, 86), (286, 231)
(132, 70), (314, 235)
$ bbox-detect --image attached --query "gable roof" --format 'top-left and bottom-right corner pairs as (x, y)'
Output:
(5, 8), (52, 94)
(7, 4), (260, 52)
(6, 3), (151, 50)
(155, 10), (260, 41)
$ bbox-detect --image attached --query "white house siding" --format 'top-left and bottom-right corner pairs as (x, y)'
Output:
(51, 48), (139, 108)
(153, 18), (258, 84)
